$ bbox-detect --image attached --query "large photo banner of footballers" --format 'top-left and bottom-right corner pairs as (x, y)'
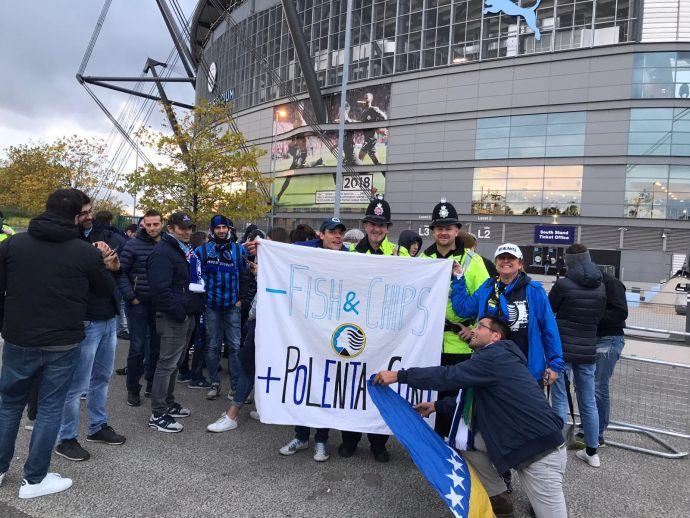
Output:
(271, 84), (390, 172)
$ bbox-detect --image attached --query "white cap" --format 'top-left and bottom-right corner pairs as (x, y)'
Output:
(494, 243), (523, 260)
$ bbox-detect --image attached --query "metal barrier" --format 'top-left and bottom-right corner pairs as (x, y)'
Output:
(606, 355), (689, 458)
(625, 302), (690, 337)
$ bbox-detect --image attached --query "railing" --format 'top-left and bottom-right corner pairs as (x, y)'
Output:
(605, 355), (689, 458)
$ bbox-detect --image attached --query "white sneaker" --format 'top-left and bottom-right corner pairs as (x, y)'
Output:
(575, 449), (601, 467)
(313, 442), (330, 462)
(249, 410), (260, 421)
(24, 424), (34, 431)
(279, 438), (309, 456)
(19, 473), (73, 499)
(207, 414), (238, 433)
(0, 472), (5, 487)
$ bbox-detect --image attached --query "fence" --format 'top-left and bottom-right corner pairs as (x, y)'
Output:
(605, 355), (689, 458)
(625, 302), (688, 337)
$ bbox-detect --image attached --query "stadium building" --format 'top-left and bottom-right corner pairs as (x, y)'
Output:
(191, 0), (690, 281)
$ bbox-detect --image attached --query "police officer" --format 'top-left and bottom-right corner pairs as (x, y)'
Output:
(0, 211), (15, 243)
(349, 195), (401, 255)
(419, 199), (490, 437)
(340, 196), (396, 462)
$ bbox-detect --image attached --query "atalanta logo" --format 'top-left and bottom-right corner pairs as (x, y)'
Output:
(331, 323), (366, 358)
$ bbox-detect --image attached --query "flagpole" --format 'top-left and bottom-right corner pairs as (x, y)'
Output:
(333, 0), (354, 219)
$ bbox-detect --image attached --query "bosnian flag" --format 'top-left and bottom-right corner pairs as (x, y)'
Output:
(368, 380), (493, 518)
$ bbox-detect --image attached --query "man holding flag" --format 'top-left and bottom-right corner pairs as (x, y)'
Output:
(374, 316), (567, 518)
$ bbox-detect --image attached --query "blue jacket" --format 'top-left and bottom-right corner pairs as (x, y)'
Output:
(450, 275), (564, 379)
(148, 233), (205, 322)
(118, 228), (158, 304)
(196, 238), (246, 310)
(398, 339), (564, 473)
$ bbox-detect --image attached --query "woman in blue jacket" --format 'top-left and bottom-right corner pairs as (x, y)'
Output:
(450, 243), (564, 384)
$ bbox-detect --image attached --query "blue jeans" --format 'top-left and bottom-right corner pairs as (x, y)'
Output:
(230, 365), (254, 409)
(116, 294), (128, 333)
(551, 362), (600, 449)
(204, 306), (241, 387)
(295, 426), (330, 443)
(0, 342), (79, 483)
(125, 301), (160, 392)
(59, 319), (117, 441)
(595, 335), (625, 435)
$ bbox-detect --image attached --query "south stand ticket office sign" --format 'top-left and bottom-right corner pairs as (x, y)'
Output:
(534, 225), (576, 245)
(254, 240), (451, 434)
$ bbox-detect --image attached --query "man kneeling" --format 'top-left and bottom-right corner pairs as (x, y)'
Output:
(374, 317), (567, 518)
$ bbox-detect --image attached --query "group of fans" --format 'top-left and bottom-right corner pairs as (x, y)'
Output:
(0, 187), (628, 518)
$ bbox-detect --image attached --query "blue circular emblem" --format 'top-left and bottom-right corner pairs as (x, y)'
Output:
(331, 323), (366, 358)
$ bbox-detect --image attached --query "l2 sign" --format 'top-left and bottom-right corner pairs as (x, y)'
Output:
(534, 225), (576, 245)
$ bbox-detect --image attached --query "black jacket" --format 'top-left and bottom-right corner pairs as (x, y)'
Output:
(597, 272), (628, 337)
(118, 228), (158, 304)
(398, 340), (564, 474)
(147, 233), (205, 322)
(83, 224), (125, 321)
(549, 261), (606, 363)
(0, 212), (116, 347)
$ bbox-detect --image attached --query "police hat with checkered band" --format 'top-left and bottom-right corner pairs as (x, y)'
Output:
(362, 195), (392, 225)
(429, 198), (461, 229)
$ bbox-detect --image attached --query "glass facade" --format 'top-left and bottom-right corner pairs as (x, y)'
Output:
(203, 0), (637, 111)
(624, 165), (690, 220)
(633, 52), (690, 99)
(475, 111), (586, 159)
(472, 165), (583, 215)
(628, 108), (690, 157)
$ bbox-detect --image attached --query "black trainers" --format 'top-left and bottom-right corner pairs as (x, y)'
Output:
(86, 424), (126, 445)
(167, 402), (191, 418)
(117, 331), (130, 340)
(148, 414), (183, 433)
(338, 443), (356, 458)
(55, 438), (90, 461)
(127, 391), (141, 407)
(115, 366), (127, 375)
(144, 381), (153, 398)
(371, 448), (390, 463)
(176, 372), (192, 383)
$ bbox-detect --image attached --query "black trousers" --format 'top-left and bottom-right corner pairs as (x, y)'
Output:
(434, 352), (472, 438)
(341, 431), (389, 451)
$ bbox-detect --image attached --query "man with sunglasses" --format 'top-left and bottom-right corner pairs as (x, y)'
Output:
(374, 316), (568, 518)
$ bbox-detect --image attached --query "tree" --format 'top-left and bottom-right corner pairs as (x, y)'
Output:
(0, 136), (122, 216)
(125, 101), (269, 224)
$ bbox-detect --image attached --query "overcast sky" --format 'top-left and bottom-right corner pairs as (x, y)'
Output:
(0, 0), (197, 149)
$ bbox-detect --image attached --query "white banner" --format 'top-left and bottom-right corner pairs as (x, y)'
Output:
(255, 239), (451, 434)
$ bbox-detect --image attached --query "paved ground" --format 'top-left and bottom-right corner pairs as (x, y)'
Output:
(0, 340), (688, 518)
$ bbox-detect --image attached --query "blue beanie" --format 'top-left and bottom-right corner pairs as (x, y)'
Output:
(210, 215), (233, 231)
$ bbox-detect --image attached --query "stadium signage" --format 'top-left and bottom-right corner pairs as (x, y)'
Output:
(534, 225), (575, 244)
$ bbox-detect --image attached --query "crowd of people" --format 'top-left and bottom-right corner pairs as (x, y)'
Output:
(0, 188), (628, 518)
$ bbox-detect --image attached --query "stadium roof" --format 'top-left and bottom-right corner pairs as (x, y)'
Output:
(190, 0), (240, 63)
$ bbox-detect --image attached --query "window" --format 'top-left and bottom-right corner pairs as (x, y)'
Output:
(628, 108), (690, 157)
(633, 52), (690, 100)
(476, 112), (585, 159)
(472, 165), (583, 215)
(625, 165), (690, 219)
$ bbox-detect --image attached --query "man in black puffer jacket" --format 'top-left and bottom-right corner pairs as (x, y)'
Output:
(118, 209), (164, 407)
(0, 189), (116, 498)
(146, 212), (205, 433)
(548, 243), (606, 469)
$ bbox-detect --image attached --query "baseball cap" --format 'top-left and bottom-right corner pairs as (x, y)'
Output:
(494, 243), (523, 260)
(320, 217), (346, 232)
(168, 211), (194, 229)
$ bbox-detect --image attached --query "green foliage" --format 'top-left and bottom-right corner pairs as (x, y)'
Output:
(124, 101), (269, 225)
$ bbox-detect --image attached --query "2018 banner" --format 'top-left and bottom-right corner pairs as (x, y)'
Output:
(254, 240), (451, 434)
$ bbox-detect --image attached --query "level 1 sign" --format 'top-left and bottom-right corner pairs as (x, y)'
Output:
(534, 225), (576, 245)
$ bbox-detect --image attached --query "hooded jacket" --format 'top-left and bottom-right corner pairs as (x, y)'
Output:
(549, 256), (606, 364)
(147, 233), (205, 322)
(118, 227), (159, 304)
(0, 212), (116, 347)
(398, 339), (564, 474)
(451, 274), (564, 379)
(397, 230), (422, 257)
(420, 237), (490, 355)
(597, 271), (628, 337)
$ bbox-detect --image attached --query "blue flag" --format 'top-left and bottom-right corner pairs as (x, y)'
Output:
(368, 380), (492, 518)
